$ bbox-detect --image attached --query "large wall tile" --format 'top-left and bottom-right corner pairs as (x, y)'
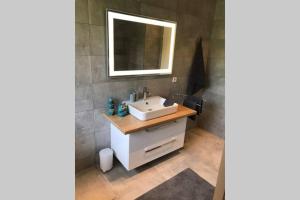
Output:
(75, 86), (94, 113)
(211, 20), (225, 40)
(93, 80), (136, 108)
(173, 77), (188, 97)
(203, 91), (225, 109)
(92, 82), (111, 109)
(88, 0), (141, 26)
(75, 85), (93, 100)
(75, 111), (95, 129)
(76, 0), (89, 23)
(214, 0), (225, 20)
(177, 0), (203, 16)
(75, 129), (96, 160)
(173, 57), (192, 78)
(75, 136), (95, 161)
(174, 38), (197, 58)
(108, 0), (141, 14)
(88, 0), (108, 25)
(198, 98), (224, 139)
(145, 78), (172, 98)
(177, 14), (209, 39)
(142, 0), (178, 11)
(76, 23), (90, 55)
(94, 108), (110, 131)
(89, 25), (105, 56)
(172, 37), (211, 80)
(177, 0), (216, 18)
(206, 78), (225, 96)
(209, 39), (225, 58)
(75, 155), (95, 172)
(76, 56), (92, 86)
(110, 81), (137, 101)
(141, 3), (177, 21)
(76, 128), (94, 137)
(207, 58), (225, 77)
(76, 99), (93, 113)
(93, 80), (141, 109)
(94, 129), (110, 151)
(91, 56), (106, 83)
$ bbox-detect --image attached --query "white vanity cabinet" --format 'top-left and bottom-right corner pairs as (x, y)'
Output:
(103, 105), (196, 170)
(111, 117), (187, 170)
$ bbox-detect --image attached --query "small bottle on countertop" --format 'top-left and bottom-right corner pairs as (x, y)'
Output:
(129, 91), (136, 103)
(107, 97), (115, 115)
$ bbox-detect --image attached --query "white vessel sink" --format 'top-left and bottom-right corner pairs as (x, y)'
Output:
(128, 96), (178, 121)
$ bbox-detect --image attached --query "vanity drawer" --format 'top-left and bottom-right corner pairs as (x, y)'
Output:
(128, 133), (185, 170)
(129, 118), (186, 152)
(128, 118), (187, 169)
(110, 117), (188, 170)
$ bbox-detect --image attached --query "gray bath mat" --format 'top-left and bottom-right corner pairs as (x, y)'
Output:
(135, 168), (214, 200)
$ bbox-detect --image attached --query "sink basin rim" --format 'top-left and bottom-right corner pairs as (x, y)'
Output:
(128, 96), (178, 121)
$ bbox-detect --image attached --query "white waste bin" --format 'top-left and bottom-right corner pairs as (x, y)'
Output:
(99, 148), (113, 172)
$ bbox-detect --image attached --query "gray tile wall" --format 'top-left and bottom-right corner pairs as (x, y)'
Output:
(198, 0), (225, 139)
(75, 0), (218, 172)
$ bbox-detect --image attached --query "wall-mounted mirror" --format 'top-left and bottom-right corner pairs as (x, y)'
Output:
(107, 10), (177, 77)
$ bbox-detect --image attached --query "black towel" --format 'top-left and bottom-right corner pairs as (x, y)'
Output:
(163, 98), (176, 107)
(186, 38), (206, 95)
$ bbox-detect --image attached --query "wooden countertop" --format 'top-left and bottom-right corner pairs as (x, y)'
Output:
(103, 105), (197, 134)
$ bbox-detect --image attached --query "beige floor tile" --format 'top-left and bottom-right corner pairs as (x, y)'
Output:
(76, 128), (224, 200)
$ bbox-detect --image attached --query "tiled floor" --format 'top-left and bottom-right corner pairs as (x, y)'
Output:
(75, 128), (224, 200)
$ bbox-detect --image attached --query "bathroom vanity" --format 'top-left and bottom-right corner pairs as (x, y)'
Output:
(104, 10), (191, 170)
(104, 105), (196, 170)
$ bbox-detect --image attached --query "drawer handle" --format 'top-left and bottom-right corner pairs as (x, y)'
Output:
(145, 120), (177, 132)
(144, 138), (176, 153)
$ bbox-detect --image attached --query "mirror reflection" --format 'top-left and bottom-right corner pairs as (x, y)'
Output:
(113, 19), (172, 71)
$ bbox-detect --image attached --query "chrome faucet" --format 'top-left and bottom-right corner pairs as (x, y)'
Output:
(143, 87), (149, 100)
